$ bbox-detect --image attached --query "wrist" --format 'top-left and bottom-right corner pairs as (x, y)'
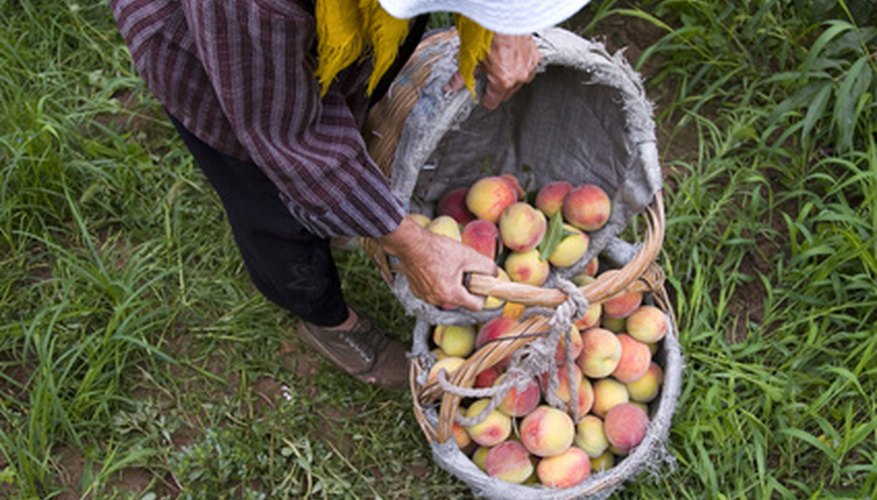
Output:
(377, 216), (424, 257)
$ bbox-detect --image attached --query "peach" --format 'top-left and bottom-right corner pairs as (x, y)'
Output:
(540, 362), (580, 399)
(601, 316), (627, 333)
(484, 440), (534, 484)
(612, 334), (651, 384)
(604, 403), (649, 455)
(573, 260), (600, 282)
(483, 269), (510, 309)
(535, 181), (572, 217)
(626, 362), (663, 403)
(466, 176), (519, 223)
(427, 356), (465, 385)
(563, 184), (611, 231)
(408, 213), (430, 227)
(570, 276), (602, 330)
(433, 324), (477, 358)
(590, 451), (614, 472)
(496, 374), (541, 417)
(647, 342), (658, 355)
(568, 375), (595, 417)
(576, 328), (622, 378)
(536, 446), (590, 488)
(472, 446), (491, 470)
(437, 187), (476, 224)
(452, 421), (472, 449)
(464, 399), (512, 447)
(475, 317), (518, 349)
(548, 225), (589, 267)
(541, 364), (593, 416)
(555, 325), (583, 363)
(574, 415), (609, 458)
(520, 406), (575, 457)
(461, 219), (499, 259)
(426, 215), (461, 241)
(574, 303), (602, 331)
(629, 401), (650, 415)
(608, 444), (625, 456)
(499, 202), (547, 252)
(626, 305), (668, 344)
(602, 290), (643, 319)
(584, 257), (599, 276)
(432, 348), (448, 361)
(601, 271), (643, 319)
(571, 273), (596, 288)
(504, 250), (550, 286)
(474, 366), (502, 388)
(500, 174), (526, 199)
(591, 378), (629, 417)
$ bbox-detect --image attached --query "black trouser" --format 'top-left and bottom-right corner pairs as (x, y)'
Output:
(170, 116), (349, 327)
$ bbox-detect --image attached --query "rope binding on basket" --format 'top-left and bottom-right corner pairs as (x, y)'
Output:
(432, 277), (591, 427)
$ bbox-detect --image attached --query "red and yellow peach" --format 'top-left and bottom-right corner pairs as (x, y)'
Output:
(535, 181), (572, 217)
(461, 219), (499, 260)
(576, 328), (622, 378)
(504, 250), (550, 286)
(536, 446), (591, 488)
(548, 225), (589, 267)
(433, 324), (476, 358)
(563, 184), (611, 231)
(466, 176), (519, 223)
(611, 334), (651, 384)
(591, 378), (629, 418)
(604, 403), (649, 455)
(626, 361), (663, 403)
(499, 202), (547, 252)
(437, 186), (476, 224)
(484, 440), (534, 484)
(520, 406), (575, 457)
(426, 215), (462, 241)
(464, 399), (512, 447)
(496, 374), (541, 417)
(626, 305), (668, 344)
(574, 415), (609, 458)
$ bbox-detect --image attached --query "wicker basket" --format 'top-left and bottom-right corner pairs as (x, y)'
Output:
(361, 27), (681, 498)
(412, 265), (682, 499)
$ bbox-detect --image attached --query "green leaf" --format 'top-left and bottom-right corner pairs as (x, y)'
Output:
(768, 81), (825, 125)
(802, 84), (832, 141)
(538, 211), (565, 261)
(802, 21), (854, 72)
(832, 54), (872, 151)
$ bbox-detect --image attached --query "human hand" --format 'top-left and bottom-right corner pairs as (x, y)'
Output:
(378, 217), (497, 311)
(444, 33), (541, 110)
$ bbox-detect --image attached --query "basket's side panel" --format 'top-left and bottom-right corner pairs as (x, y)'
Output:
(361, 31), (460, 285)
(365, 30), (459, 179)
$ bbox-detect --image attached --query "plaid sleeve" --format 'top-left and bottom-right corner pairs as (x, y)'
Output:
(181, 0), (404, 238)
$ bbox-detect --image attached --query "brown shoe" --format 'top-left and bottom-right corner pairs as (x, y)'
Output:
(297, 311), (409, 390)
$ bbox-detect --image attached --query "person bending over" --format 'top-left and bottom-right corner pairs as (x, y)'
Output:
(108, 0), (591, 388)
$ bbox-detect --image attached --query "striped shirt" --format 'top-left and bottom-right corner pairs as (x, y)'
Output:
(109, 0), (405, 238)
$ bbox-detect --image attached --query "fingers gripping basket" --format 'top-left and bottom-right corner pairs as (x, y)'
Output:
(362, 28), (683, 498)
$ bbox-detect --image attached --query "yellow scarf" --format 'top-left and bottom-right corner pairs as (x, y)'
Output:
(314, 0), (493, 97)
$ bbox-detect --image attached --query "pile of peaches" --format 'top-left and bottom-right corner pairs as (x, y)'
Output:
(413, 175), (668, 488)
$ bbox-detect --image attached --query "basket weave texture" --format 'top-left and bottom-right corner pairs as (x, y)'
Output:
(362, 27), (683, 499)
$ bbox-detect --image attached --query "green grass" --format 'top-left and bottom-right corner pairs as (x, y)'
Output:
(1, 0), (876, 498)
